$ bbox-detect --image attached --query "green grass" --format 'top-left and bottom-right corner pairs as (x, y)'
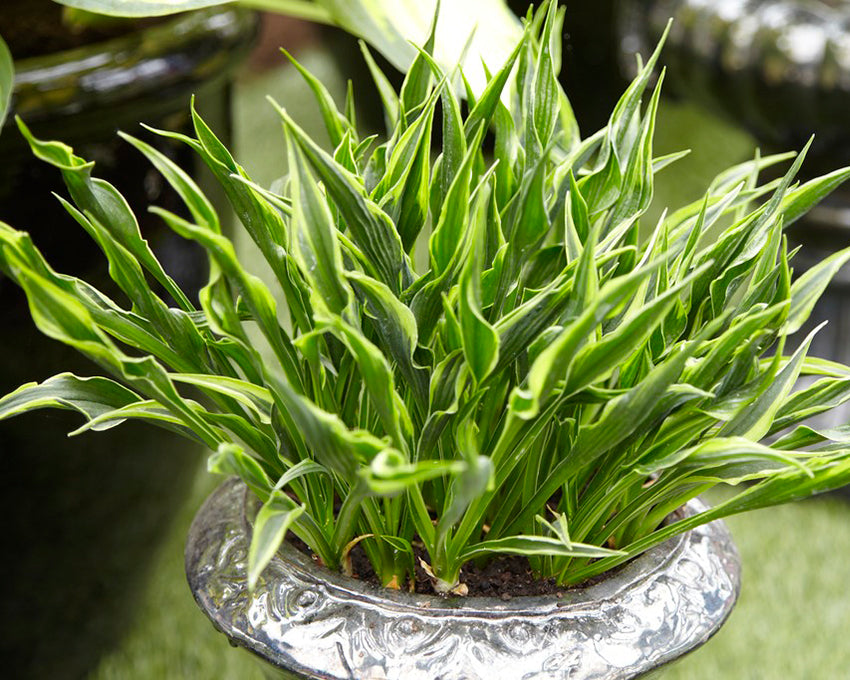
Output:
(89, 49), (850, 679)
(89, 470), (265, 680)
(666, 495), (850, 679)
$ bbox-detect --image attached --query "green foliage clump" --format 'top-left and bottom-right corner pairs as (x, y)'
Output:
(4, 4), (850, 594)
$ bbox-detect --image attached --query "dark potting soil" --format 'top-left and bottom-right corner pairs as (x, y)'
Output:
(1, 0), (156, 59)
(289, 536), (569, 598)
(283, 503), (676, 599)
(412, 548), (566, 598)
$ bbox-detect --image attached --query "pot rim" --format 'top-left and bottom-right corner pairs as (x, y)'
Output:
(187, 479), (741, 680)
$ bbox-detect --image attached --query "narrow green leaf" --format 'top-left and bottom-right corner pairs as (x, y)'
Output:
(565, 264), (711, 394)
(636, 436), (810, 478)
(509, 258), (668, 419)
(779, 166), (850, 227)
(314, 309), (412, 450)
(771, 375), (850, 433)
(773, 423), (850, 451)
(68, 399), (193, 439)
(783, 246), (850, 335)
(17, 118), (194, 311)
(264, 366), (392, 477)
(439, 454), (493, 535)
(281, 48), (351, 149)
(358, 41), (400, 131)
(464, 24), (527, 139)
(274, 103), (409, 291)
(720, 323), (824, 439)
(529, 0), (561, 150)
(399, 0), (438, 124)
(564, 332), (712, 474)
(429, 124), (486, 274)
(208, 443), (274, 500)
(373, 79), (439, 250)
(151, 207), (305, 393)
(607, 19), (671, 158)
(169, 373), (273, 422)
(0, 223), (193, 372)
(274, 459), (331, 491)
(459, 535), (623, 562)
(0, 373), (139, 424)
(119, 131), (220, 233)
(361, 449), (465, 495)
(286, 132), (354, 317)
(248, 491), (305, 590)
(458, 184), (499, 384)
(346, 270), (429, 410)
(417, 349), (467, 457)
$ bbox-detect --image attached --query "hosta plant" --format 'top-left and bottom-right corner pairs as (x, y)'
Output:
(4, 4), (850, 596)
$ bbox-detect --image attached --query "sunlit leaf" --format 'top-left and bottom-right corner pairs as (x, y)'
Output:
(53, 0), (230, 16)
(0, 35), (12, 132)
(247, 491), (305, 590)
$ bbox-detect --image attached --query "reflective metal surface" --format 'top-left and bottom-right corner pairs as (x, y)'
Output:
(187, 480), (741, 680)
(8, 8), (258, 131)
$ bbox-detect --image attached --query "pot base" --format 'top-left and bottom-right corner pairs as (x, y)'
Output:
(186, 480), (741, 680)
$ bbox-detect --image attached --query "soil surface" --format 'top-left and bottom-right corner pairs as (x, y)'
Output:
(291, 537), (569, 598)
(1, 0), (154, 59)
(413, 549), (566, 598)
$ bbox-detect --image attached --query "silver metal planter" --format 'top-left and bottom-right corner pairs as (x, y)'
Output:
(186, 480), (741, 680)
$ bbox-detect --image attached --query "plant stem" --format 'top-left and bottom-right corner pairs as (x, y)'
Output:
(238, 0), (334, 25)
(331, 479), (367, 553)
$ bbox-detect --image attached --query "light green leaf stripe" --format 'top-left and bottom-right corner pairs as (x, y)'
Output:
(361, 450), (466, 495)
(458, 184), (499, 384)
(319, 313), (413, 451)
(720, 323), (824, 440)
(119, 132), (220, 233)
(16, 118), (195, 313)
(68, 401), (198, 441)
(286, 132), (353, 317)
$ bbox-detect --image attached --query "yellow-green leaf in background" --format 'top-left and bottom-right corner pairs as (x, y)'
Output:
(0, 35), (12, 132)
(53, 0), (234, 16)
